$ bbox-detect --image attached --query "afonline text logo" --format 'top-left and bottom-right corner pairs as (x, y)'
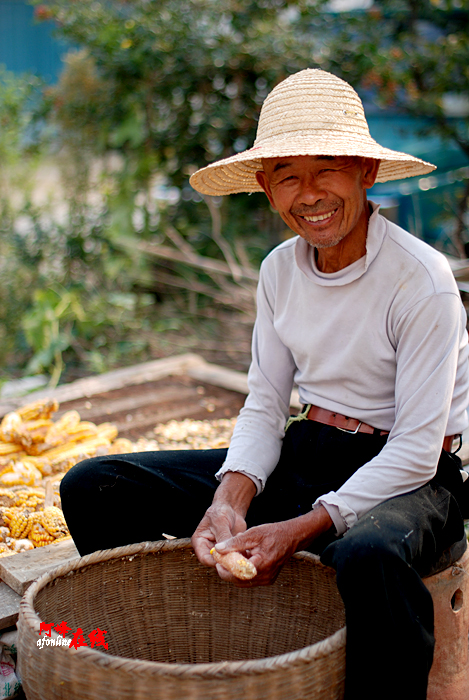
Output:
(37, 621), (108, 650)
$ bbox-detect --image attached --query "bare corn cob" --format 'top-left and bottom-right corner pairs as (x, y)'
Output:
(11, 538), (34, 552)
(210, 548), (257, 580)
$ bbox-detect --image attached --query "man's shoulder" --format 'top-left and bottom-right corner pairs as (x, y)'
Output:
(265, 236), (298, 257)
(380, 216), (456, 293)
(260, 236), (298, 270)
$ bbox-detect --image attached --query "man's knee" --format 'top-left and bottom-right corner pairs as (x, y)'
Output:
(321, 509), (414, 578)
(60, 455), (119, 506)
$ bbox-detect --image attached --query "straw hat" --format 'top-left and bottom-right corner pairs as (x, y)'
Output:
(189, 69), (436, 196)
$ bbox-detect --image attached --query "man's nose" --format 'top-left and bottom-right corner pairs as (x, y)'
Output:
(297, 177), (326, 204)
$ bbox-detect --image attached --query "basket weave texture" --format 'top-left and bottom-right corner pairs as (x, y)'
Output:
(18, 539), (346, 700)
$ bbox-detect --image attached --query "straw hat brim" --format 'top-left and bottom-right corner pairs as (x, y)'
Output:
(189, 134), (436, 196)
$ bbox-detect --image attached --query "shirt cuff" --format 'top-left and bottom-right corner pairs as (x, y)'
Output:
(313, 492), (358, 536)
(215, 467), (263, 496)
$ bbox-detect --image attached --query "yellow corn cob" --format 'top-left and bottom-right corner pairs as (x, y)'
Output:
(43, 436), (111, 474)
(14, 455), (50, 476)
(0, 412), (22, 443)
(107, 438), (134, 455)
(28, 519), (55, 547)
(96, 423), (119, 442)
(49, 410), (81, 433)
(210, 548), (257, 580)
(0, 451), (27, 468)
(5, 508), (33, 539)
(0, 543), (14, 557)
(41, 506), (69, 538)
(40, 436), (105, 461)
(65, 421), (98, 442)
(12, 488), (45, 510)
(0, 461), (43, 487)
(0, 490), (16, 508)
(12, 419), (54, 451)
(0, 443), (22, 456)
(17, 398), (58, 422)
(38, 411), (82, 454)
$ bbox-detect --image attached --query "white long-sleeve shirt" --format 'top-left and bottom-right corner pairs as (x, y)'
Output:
(217, 203), (469, 534)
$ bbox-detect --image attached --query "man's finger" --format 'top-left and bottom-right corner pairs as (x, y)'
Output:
(215, 530), (257, 554)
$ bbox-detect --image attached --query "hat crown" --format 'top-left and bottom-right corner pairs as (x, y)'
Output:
(189, 68), (436, 195)
(254, 69), (370, 147)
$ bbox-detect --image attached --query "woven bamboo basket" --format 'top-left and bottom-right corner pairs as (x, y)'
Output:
(17, 538), (346, 700)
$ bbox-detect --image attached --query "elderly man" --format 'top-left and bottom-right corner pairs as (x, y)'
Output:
(61, 70), (469, 700)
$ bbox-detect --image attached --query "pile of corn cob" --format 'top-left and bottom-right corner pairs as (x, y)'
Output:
(0, 398), (127, 480)
(0, 398), (133, 556)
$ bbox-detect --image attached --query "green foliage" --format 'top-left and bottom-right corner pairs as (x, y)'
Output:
(35, 0), (327, 181)
(0, 67), (43, 167)
(3, 0), (468, 385)
(33, 0), (333, 259)
(326, 0), (469, 154)
(23, 287), (85, 387)
(322, 0), (469, 253)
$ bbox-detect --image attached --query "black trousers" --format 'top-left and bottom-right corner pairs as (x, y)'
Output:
(61, 420), (467, 700)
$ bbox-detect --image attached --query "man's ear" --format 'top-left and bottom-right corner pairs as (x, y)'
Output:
(362, 158), (380, 189)
(255, 170), (277, 210)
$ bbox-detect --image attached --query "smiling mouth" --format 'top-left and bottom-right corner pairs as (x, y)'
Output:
(301, 209), (337, 223)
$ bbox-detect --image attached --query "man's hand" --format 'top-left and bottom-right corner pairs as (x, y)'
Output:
(193, 471), (334, 587)
(212, 520), (300, 586)
(192, 501), (249, 567)
(191, 472), (256, 567)
(212, 505), (333, 587)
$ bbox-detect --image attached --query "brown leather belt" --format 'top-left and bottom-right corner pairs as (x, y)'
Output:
(305, 405), (456, 451)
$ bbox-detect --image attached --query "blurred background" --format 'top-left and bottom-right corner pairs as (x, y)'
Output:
(0, 0), (468, 392)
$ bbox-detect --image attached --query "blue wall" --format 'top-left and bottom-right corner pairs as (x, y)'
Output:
(0, 0), (69, 82)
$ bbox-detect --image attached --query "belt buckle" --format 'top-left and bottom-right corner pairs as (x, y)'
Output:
(337, 421), (362, 435)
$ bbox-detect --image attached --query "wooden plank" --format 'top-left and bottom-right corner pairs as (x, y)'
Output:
(56, 384), (200, 423)
(0, 540), (79, 596)
(186, 360), (302, 409)
(0, 582), (21, 629)
(0, 353), (205, 416)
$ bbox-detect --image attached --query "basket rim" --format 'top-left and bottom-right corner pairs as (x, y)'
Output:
(19, 538), (346, 680)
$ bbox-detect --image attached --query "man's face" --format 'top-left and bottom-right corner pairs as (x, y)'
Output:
(256, 155), (379, 249)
